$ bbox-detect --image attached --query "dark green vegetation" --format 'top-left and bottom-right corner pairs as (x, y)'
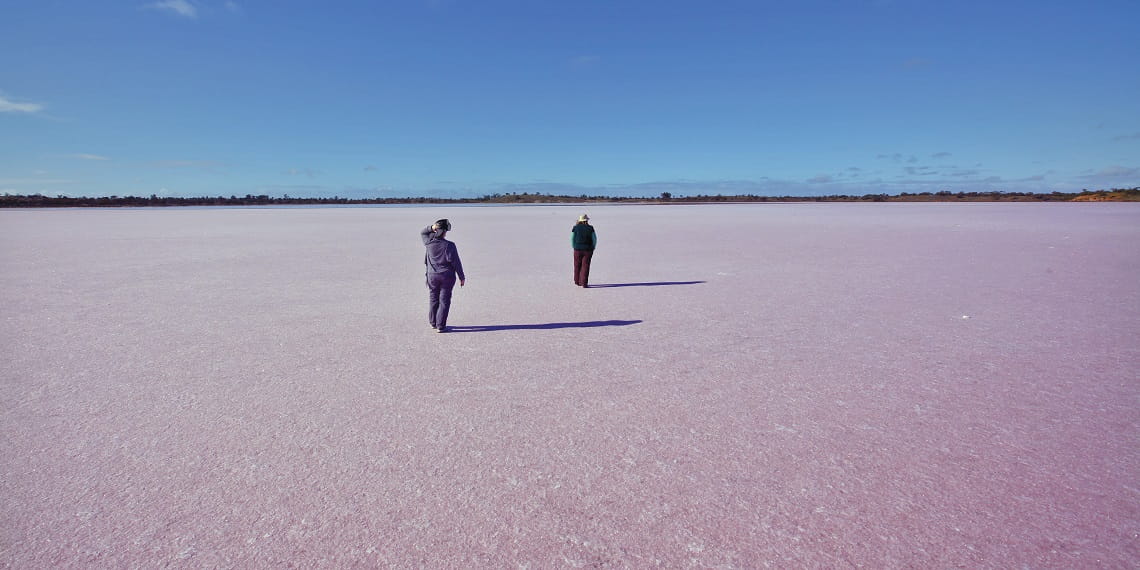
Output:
(2, 188), (1137, 207)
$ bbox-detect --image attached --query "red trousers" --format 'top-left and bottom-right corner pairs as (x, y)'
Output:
(573, 249), (593, 287)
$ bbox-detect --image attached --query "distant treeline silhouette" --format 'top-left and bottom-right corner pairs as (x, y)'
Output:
(2, 188), (1136, 208)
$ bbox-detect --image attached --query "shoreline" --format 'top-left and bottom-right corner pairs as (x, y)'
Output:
(2, 187), (1138, 208)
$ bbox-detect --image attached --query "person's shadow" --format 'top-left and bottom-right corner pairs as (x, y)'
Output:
(446, 320), (642, 333)
(586, 281), (705, 288)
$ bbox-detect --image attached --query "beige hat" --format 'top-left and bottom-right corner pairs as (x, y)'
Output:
(578, 214), (589, 222)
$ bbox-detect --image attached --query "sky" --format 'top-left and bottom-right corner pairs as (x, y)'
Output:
(2, 0), (1138, 199)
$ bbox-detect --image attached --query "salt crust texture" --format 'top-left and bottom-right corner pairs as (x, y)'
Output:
(1, 203), (1137, 568)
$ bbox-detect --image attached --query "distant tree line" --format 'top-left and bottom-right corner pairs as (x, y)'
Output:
(1, 187), (1136, 208)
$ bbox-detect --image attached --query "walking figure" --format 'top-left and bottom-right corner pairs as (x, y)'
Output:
(422, 219), (466, 332)
(571, 214), (597, 287)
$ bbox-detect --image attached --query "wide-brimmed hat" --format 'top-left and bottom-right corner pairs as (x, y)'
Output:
(577, 214), (589, 222)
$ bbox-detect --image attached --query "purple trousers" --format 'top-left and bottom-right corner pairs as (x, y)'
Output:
(427, 272), (457, 328)
(573, 249), (593, 287)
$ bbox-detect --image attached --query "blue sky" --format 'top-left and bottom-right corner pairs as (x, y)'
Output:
(2, 0), (1137, 199)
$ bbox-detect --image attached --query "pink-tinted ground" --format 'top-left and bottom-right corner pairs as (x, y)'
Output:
(1, 203), (1137, 568)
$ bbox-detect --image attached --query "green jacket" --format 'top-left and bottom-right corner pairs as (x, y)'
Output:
(571, 223), (597, 251)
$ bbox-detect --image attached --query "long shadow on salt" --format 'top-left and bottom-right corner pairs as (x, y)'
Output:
(586, 281), (705, 288)
(446, 319), (642, 332)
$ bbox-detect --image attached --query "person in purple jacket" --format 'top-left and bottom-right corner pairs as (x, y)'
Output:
(421, 218), (466, 333)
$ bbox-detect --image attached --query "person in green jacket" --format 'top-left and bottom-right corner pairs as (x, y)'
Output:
(571, 214), (597, 287)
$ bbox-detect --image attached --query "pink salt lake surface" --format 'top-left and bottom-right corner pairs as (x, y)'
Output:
(2, 203), (1137, 568)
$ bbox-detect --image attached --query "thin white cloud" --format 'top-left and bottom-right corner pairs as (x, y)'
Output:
(1080, 165), (1139, 179)
(1111, 132), (1140, 142)
(904, 166), (939, 176)
(0, 95), (44, 113)
(0, 178), (73, 185)
(69, 153), (110, 161)
(285, 168), (321, 178)
(946, 169), (981, 178)
(147, 0), (198, 19)
(144, 159), (223, 170)
(877, 153), (918, 164)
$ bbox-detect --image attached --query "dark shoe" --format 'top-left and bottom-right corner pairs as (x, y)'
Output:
(436, 326), (448, 333)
